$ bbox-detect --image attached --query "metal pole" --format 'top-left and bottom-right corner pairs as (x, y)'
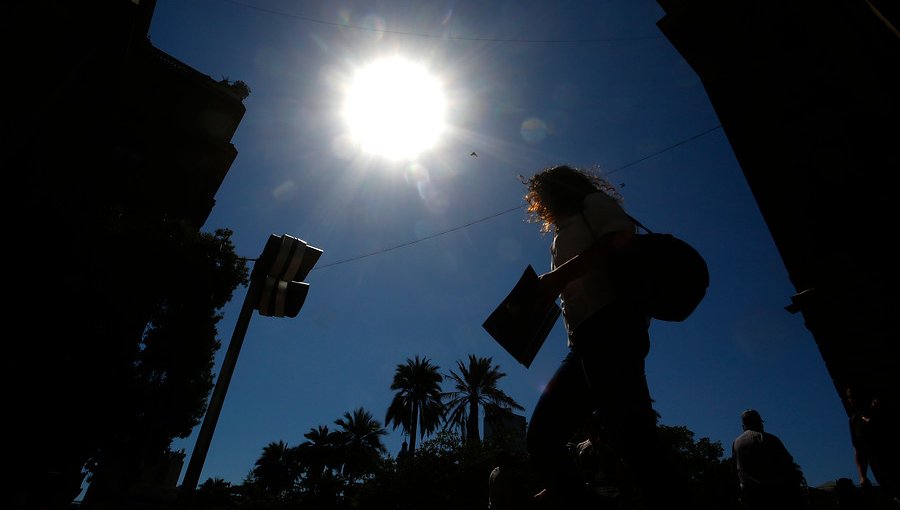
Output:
(180, 279), (261, 499)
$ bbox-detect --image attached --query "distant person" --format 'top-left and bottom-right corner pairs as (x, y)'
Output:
(846, 386), (900, 507)
(732, 409), (807, 510)
(489, 450), (515, 510)
(522, 164), (683, 509)
(397, 440), (410, 463)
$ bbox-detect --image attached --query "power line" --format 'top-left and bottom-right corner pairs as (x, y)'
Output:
(314, 206), (524, 270)
(310, 124), (722, 270)
(220, 0), (663, 43)
(604, 125), (722, 176)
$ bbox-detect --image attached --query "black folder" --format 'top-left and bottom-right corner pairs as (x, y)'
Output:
(482, 265), (561, 368)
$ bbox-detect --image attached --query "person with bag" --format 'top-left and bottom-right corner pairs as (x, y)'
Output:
(522, 164), (689, 510)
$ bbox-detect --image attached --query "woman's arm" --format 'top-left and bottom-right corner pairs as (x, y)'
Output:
(537, 229), (635, 302)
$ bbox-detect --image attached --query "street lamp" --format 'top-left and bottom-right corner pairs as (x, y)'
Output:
(179, 234), (323, 500)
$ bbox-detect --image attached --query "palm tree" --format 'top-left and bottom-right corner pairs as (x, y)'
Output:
(250, 440), (295, 496)
(385, 356), (445, 454)
(443, 354), (524, 445)
(334, 407), (388, 481)
(295, 425), (341, 483)
(194, 477), (235, 508)
(294, 425), (344, 507)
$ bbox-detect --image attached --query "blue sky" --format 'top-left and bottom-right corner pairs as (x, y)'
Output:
(148, 0), (852, 489)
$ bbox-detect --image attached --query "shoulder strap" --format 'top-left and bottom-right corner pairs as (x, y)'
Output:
(624, 213), (653, 234)
(581, 210), (653, 235)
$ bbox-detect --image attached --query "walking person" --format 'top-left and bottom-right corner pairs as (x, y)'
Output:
(846, 386), (900, 508)
(522, 164), (684, 510)
(732, 409), (807, 510)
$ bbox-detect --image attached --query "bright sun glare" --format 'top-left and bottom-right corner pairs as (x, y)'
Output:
(342, 57), (446, 160)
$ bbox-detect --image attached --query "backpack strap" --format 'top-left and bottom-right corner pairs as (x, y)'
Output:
(581, 211), (654, 236)
(624, 213), (653, 234)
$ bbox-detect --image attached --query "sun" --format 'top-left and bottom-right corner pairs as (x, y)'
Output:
(342, 57), (447, 160)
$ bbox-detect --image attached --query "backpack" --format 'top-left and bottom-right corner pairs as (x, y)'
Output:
(612, 229), (709, 322)
(602, 214), (710, 322)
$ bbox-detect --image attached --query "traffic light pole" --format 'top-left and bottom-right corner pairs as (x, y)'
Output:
(180, 278), (261, 499)
(178, 233), (321, 505)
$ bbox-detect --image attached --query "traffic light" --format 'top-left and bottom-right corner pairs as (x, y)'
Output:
(253, 234), (323, 318)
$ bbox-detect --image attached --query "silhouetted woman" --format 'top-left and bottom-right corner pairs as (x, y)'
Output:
(523, 164), (678, 509)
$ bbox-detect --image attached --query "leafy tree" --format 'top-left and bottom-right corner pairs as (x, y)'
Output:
(442, 354), (523, 444)
(78, 225), (248, 507)
(353, 430), (534, 510)
(334, 407), (388, 482)
(657, 423), (740, 510)
(218, 76), (252, 100)
(344, 455), (399, 510)
(385, 356), (445, 453)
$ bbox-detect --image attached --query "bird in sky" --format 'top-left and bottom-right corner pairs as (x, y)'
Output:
(470, 151), (477, 157)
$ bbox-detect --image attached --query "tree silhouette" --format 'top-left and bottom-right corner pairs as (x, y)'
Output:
(193, 477), (238, 510)
(295, 425), (341, 482)
(443, 354), (523, 445)
(294, 425), (343, 507)
(385, 356), (445, 454)
(656, 424), (740, 509)
(78, 227), (248, 507)
(334, 407), (388, 481)
(208, 417), (754, 509)
(250, 441), (295, 497)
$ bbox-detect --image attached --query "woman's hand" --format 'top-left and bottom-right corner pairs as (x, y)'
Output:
(536, 272), (562, 305)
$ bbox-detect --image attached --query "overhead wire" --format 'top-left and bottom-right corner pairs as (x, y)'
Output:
(314, 206), (524, 270)
(308, 124), (723, 270)
(604, 125), (722, 176)
(220, 0), (664, 43)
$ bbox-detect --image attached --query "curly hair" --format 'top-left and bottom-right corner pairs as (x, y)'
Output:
(521, 165), (622, 233)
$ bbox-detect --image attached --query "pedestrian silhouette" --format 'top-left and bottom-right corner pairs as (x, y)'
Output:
(846, 386), (900, 508)
(397, 440), (410, 464)
(521, 165), (685, 510)
(732, 409), (807, 510)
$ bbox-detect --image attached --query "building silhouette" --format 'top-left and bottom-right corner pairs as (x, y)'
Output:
(656, 0), (898, 436)
(11, 0), (245, 230)
(9, 1), (247, 508)
(484, 408), (528, 453)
